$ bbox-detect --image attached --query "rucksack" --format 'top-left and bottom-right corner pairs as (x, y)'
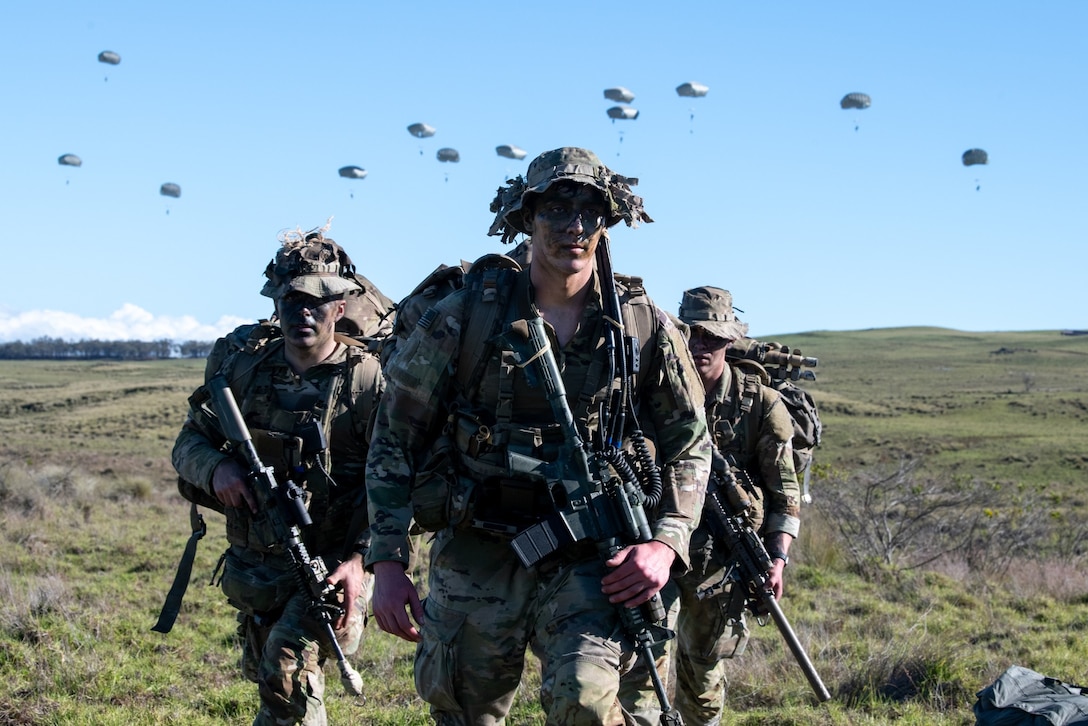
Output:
(728, 338), (822, 502)
(974, 665), (1088, 725)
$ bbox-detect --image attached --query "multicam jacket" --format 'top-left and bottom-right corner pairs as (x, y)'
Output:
(704, 363), (801, 539)
(365, 267), (712, 570)
(172, 338), (383, 560)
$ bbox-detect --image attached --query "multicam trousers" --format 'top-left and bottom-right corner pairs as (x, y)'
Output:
(228, 554), (372, 726)
(417, 527), (636, 725)
(618, 527), (749, 726)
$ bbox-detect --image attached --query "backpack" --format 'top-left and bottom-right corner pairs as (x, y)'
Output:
(974, 665), (1088, 725)
(728, 338), (822, 502)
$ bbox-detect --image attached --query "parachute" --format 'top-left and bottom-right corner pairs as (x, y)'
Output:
(160, 183), (181, 198)
(98, 50), (121, 65)
(338, 166), (367, 179)
(496, 144), (527, 160)
(676, 81), (709, 98)
(607, 106), (639, 120)
(962, 148), (988, 166)
(840, 93), (871, 110)
(604, 87), (635, 103)
(58, 154), (82, 167)
(407, 122), (436, 138)
(436, 148), (460, 162)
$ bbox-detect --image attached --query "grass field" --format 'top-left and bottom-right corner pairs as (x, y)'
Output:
(1, 327), (1087, 725)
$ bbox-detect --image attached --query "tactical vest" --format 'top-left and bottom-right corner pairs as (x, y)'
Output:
(156, 324), (380, 634)
(704, 362), (772, 532)
(178, 326), (377, 552)
(443, 263), (660, 529)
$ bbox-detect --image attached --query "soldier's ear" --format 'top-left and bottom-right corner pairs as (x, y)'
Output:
(332, 299), (347, 322)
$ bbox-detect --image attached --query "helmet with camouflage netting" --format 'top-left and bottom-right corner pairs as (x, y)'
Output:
(487, 147), (653, 244)
(260, 224), (362, 300)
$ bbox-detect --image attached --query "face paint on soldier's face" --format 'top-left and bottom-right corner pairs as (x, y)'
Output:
(276, 292), (344, 351)
(688, 327), (731, 390)
(529, 182), (607, 278)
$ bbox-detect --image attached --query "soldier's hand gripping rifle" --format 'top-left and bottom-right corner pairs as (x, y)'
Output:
(208, 376), (364, 697)
(699, 449), (831, 702)
(499, 316), (684, 726)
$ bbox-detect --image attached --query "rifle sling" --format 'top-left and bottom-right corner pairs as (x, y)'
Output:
(151, 502), (207, 633)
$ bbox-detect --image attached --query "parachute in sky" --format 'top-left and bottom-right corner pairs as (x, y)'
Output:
(338, 166), (367, 179)
(840, 93), (871, 110)
(604, 87), (635, 103)
(607, 106), (639, 121)
(676, 81), (709, 98)
(496, 144), (527, 160)
(58, 153), (82, 167)
(159, 183), (181, 198)
(436, 148), (460, 162)
(962, 148), (988, 166)
(98, 50), (121, 65)
(407, 122), (436, 138)
(676, 82), (708, 132)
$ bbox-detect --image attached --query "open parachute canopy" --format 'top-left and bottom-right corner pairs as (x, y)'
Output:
(603, 87), (635, 103)
(338, 166), (367, 179)
(607, 106), (639, 120)
(840, 93), (871, 110)
(159, 183), (181, 198)
(496, 144), (527, 160)
(407, 122), (436, 138)
(98, 50), (121, 65)
(58, 153), (82, 167)
(436, 147), (460, 163)
(676, 81), (709, 98)
(962, 148), (988, 166)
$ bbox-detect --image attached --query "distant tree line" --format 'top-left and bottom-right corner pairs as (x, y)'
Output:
(0, 337), (213, 360)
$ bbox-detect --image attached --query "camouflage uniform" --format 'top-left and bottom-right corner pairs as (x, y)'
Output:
(625, 287), (801, 725)
(172, 230), (383, 726)
(366, 148), (712, 725)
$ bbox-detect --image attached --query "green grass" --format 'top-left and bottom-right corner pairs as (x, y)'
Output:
(1, 328), (1087, 724)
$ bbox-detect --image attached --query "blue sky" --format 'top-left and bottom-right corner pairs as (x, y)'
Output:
(2, 1), (1084, 343)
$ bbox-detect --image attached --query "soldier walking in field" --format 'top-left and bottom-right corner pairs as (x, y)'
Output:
(171, 228), (385, 725)
(625, 286), (802, 725)
(365, 147), (712, 724)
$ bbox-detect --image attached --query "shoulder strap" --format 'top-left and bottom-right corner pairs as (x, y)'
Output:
(614, 273), (659, 395)
(453, 253), (523, 395)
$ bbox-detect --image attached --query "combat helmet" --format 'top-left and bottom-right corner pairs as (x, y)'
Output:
(487, 147), (653, 244)
(260, 227), (362, 300)
(678, 286), (750, 341)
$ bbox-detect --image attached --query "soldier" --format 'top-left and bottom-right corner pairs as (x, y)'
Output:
(671, 286), (802, 725)
(171, 228), (384, 726)
(366, 147), (712, 724)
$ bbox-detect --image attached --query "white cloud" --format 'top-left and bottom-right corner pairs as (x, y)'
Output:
(0, 304), (250, 343)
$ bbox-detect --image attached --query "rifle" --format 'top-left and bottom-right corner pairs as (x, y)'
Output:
(207, 375), (364, 697)
(728, 339), (817, 382)
(699, 449), (831, 702)
(499, 315), (684, 726)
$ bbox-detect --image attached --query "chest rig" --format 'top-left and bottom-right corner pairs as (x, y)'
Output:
(708, 363), (769, 464)
(445, 264), (660, 532)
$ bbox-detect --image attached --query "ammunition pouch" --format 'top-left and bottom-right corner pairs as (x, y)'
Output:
(410, 431), (469, 532)
(219, 547), (297, 617)
(469, 477), (552, 536)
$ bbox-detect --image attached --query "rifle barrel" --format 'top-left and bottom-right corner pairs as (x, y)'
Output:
(761, 589), (832, 702)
